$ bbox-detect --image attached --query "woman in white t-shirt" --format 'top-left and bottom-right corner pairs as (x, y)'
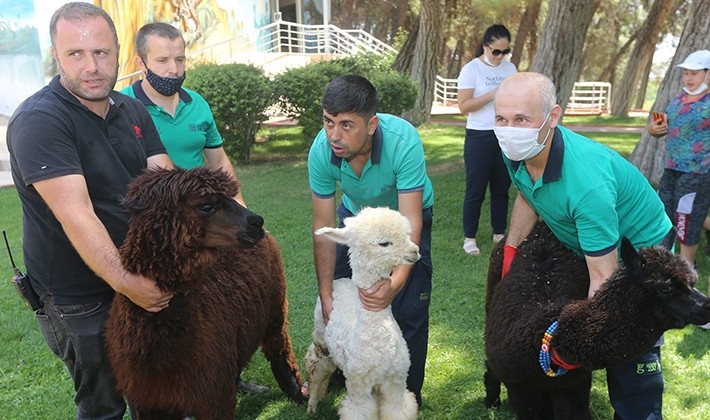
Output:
(457, 24), (517, 255)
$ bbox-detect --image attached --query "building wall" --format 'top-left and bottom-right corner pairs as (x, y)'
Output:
(0, 0), (294, 116)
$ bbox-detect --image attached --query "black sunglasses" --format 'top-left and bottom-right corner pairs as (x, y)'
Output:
(488, 46), (511, 56)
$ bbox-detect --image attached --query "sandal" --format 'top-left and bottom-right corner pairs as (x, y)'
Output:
(463, 238), (480, 255)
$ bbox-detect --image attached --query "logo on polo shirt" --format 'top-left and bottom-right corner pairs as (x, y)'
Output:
(188, 123), (209, 132)
(132, 125), (143, 139)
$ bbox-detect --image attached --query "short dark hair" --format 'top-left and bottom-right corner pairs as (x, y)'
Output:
(321, 74), (379, 119)
(136, 22), (185, 61)
(50, 2), (118, 47)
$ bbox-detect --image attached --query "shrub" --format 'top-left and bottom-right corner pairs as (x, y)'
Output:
(272, 60), (346, 144)
(273, 54), (418, 147)
(184, 63), (274, 164)
(369, 71), (418, 117)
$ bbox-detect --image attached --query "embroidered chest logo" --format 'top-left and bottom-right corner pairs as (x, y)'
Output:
(132, 125), (143, 139)
(188, 123), (208, 132)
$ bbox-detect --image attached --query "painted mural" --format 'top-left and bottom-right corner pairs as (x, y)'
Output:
(96, 0), (272, 87)
(0, 0), (45, 116)
(0, 0), (273, 116)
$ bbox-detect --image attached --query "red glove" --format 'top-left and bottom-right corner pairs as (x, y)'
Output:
(502, 245), (517, 278)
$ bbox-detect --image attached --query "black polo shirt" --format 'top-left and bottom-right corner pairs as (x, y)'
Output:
(7, 75), (166, 304)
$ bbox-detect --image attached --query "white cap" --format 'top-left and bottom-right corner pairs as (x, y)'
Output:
(676, 50), (710, 70)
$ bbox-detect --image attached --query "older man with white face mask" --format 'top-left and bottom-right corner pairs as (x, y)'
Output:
(494, 71), (674, 419)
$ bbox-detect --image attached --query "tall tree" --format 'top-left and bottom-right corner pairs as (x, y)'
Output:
(511, 0), (542, 70)
(392, 15), (419, 76)
(610, 0), (676, 116)
(404, 0), (444, 125)
(530, 0), (601, 113)
(634, 52), (655, 109)
(630, 0), (710, 184)
(597, 31), (639, 83)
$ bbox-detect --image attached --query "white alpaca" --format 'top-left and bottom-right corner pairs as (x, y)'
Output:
(305, 207), (420, 420)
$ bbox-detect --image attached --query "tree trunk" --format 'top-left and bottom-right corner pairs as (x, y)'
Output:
(634, 50), (655, 110)
(610, 0), (675, 116)
(598, 30), (639, 82)
(389, 0), (411, 43)
(404, 0), (444, 126)
(446, 39), (464, 79)
(392, 16), (419, 75)
(530, 0), (601, 113)
(630, 0), (710, 184)
(511, 0), (542, 70)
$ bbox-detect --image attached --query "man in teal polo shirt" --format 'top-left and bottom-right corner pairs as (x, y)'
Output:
(308, 74), (434, 405)
(494, 72), (672, 419)
(121, 22), (245, 207)
(122, 21), (264, 393)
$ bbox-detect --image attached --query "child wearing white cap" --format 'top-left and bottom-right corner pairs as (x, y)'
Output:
(647, 49), (710, 326)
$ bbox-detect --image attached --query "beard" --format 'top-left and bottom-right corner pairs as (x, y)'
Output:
(56, 58), (118, 102)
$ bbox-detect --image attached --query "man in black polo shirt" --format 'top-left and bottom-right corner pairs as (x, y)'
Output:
(6, 3), (173, 418)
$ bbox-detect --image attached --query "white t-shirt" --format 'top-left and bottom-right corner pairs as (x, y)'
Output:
(457, 57), (517, 130)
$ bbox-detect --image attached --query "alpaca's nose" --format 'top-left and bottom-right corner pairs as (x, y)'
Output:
(247, 213), (264, 229)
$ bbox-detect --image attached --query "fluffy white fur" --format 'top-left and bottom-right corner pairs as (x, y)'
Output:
(305, 207), (420, 420)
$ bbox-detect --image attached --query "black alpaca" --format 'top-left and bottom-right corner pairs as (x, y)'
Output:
(484, 221), (710, 419)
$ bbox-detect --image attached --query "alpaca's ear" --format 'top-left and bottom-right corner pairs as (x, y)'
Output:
(315, 226), (353, 245)
(620, 237), (645, 276)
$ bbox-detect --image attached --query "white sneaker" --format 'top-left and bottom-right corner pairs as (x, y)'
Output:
(463, 238), (480, 255)
(699, 322), (710, 330)
(493, 234), (505, 243)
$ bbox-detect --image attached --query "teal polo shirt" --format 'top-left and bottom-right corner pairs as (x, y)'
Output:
(308, 113), (434, 214)
(504, 125), (671, 257)
(121, 82), (222, 169)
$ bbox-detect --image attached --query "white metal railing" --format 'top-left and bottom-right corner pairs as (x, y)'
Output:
(434, 75), (458, 106)
(432, 79), (612, 115)
(117, 21), (396, 84)
(565, 82), (612, 115)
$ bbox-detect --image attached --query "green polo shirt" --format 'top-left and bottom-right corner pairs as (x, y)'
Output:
(504, 125), (671, 257)
(121, 82), (222, 169)
(308, 113), (434, 213)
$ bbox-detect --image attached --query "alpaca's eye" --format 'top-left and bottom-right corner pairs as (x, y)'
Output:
(378, 241), (392, 247)
(660, 280), (673, 295)
(197, 203), (217, 214)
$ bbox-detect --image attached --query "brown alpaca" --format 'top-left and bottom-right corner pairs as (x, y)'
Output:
(104, 167), (305, 420)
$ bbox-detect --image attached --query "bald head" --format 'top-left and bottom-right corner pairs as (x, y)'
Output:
(494, 72), (559, 126)
(494, 72), (557, 115)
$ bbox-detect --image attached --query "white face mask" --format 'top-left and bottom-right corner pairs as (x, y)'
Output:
(683, 72), (709, 95)
(481, 54), (497, 67)
(494, 112), (552, 161)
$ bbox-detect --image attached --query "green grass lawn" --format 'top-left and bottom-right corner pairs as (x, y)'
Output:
(2, 119), (710, 419)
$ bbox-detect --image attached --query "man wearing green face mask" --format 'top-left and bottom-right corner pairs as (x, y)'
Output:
(121, 22), (246, 207)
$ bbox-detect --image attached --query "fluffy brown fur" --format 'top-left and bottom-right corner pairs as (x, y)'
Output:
(105, 167), (305, 420)
(484, 221), (710, 419)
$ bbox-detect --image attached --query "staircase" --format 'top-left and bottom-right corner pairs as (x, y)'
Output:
(118, 21), (397, 82)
